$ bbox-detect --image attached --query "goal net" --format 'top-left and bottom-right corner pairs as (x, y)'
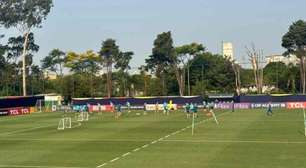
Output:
(58, 117), (72, 130)
(35, 100), (59, 113)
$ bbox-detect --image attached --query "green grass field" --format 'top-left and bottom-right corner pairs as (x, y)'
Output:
(0, 108), (306, 168)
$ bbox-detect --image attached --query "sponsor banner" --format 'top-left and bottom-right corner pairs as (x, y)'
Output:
(215, 103), (251, 109)
(0, 109), (9, 116)
(8, 107), (30, 116)
(145, 104), (177, 111)
(287, 102), (306, 109)
(215, 103), (232, 109)
(251, 103), (286, 109)
(87, 105), (114, 112)
(125, 106), (144, 110)
(234, 103), (251, 109)
(73, 105), (88, 112)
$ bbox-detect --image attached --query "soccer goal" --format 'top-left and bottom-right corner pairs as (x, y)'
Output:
(35, 100), (59, 113)
(57, 117), (72, 130)
(77, 112), (89, 122)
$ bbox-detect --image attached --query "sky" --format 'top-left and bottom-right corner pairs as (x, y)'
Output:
(1, 0), (306, 70)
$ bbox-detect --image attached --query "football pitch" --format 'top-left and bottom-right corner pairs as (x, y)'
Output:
(0, 109), (306, 168)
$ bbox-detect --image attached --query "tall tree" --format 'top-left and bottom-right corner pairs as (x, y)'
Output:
(246, 44), (264, 94)
(41, 49), (65, 76)
(114, 51), (133, 96)
(171, 43), (205, 96)
(282, 20), (306, 93)
(139, 65), (149, 96)
(231, 62), (242, 95)
(65, 50), (101, 97)
(7, 33), (39, 63)
(146, 31), (173, 95)
(0, 0), (53, 96)
(190, 52), (235, 94)
(99, 39), (120, 98)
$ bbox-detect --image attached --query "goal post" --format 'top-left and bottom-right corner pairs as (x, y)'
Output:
(35, 100), (59, 113)
(58, 117), (72, 130)
(77, 112), (89, 122)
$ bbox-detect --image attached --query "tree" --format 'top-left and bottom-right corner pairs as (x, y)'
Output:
(282, 20), (306, 93)
(146, 31), (174, 95)
(172, 43), (205, 96)
(114, 51), (133, 96)
(99, 39), (120, 98)
(65, 50), (101, 97)
(231, 62), (242, 95)
(41, 49), (65, 76)
(7, 33), (39, 63)
(0, 0), (53, 96)
(190, 52), (235, 94)
(246, 44), (264, 94)
(264, 62), (299, 93)
(139, 65), (150, 96)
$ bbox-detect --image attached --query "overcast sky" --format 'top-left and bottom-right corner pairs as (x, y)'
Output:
(1, 0), (305, 69)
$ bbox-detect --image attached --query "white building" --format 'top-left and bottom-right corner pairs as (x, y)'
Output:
(43, 71), (57, 80)
(222, 42), (234, 61)
(266, 54), (299, 65)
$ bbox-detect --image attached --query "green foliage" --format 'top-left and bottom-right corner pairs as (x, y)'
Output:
(65, 50), (101, 74)
(264, 62), (299, 93)
(99, 39), (120, 66)
(190, 52), (235, 94)
(6, 32), (39, 61)
(282, 20), (306, 57)
(41, 49), (65, 75)
(0, 0), (53, 29)
(146, 31), (174, 76)
(115, 51), (133, 71)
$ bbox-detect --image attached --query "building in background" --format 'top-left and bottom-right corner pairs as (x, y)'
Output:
(43, 71), (57, 80)
(266, 54), (299, 65)
(222, 42), (234, 61)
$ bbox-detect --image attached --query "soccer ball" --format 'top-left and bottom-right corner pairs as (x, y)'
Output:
(206, 112), (212, 117)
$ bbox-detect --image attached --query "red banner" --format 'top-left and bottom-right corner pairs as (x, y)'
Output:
(286, 102), (306, 109)
(88, 105), (114, 112)
(9, 107), (31, 116)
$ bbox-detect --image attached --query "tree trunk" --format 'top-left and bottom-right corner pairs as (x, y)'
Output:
(144, 75), (147, 96)
(22, 32), (30, 96)
(232, 63), (241, 95)
(173, 65), (185, 96)
(107, 64), (112, 98)
(162, 71), (166, 96)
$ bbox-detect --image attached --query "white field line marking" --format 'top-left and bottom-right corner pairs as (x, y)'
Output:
(151, 140), (158, 144)
(0, 138), (154, 142)
(122, 152), (131, 157)
(161, 139), (306, 144)
(0, 165), (83, 168)
(110, 157), (120, 162)
(142, 144), (149, 148)
(96, 112), (230, 168)
(133, 148), (140, 152)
